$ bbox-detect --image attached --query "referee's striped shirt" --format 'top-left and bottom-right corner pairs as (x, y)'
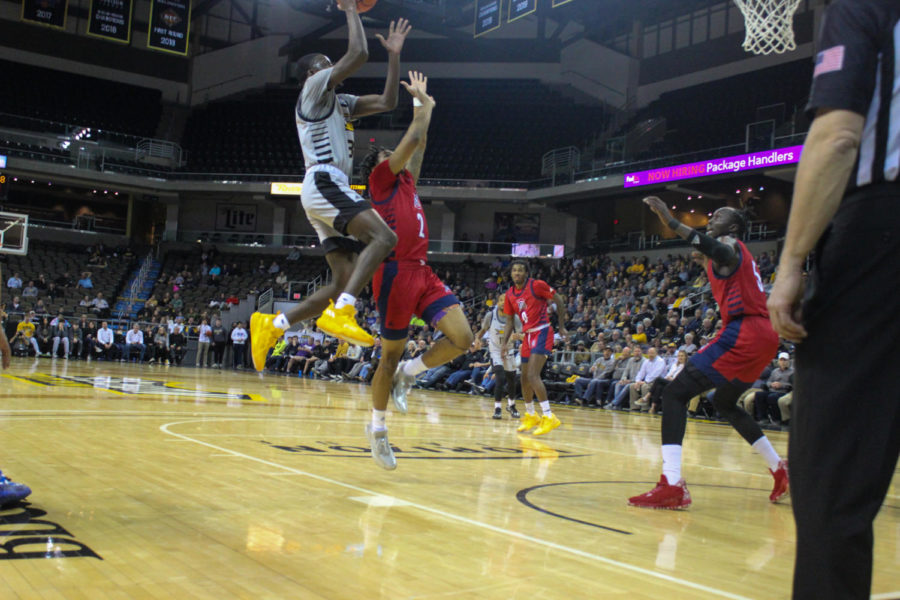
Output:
(806, 0), (900, 191)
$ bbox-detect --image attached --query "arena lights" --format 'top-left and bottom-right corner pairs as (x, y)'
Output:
(0, 154), (6, 168)
(624, 145), (803, 188)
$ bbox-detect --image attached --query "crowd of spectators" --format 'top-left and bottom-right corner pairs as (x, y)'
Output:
(2, 245), (792, 427)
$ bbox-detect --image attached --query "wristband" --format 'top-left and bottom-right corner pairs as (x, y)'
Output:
(667, 218), (681, 230)
(413, 98), (423, 107)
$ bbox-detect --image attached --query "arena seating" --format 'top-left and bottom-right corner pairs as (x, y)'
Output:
(0, 60), (162, 141)
(2, 241), (133, 317)
(180, 79), (610, 181)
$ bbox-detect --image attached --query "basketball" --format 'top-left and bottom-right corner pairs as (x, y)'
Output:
(356, 0), (376, 13)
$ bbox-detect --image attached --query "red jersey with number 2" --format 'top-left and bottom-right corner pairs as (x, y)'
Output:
(368, 160), (428, 262)
(707, 240), (770, 327)
(504, 278), (555, 331)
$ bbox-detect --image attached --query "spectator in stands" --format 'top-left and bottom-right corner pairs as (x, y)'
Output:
(196, 318), (212, 367)
(678, 332), (697, 355)
(573, 342), (591, 365)
(94, 321), (116, 360)
(10, 311), (40, 356)
(631, 323), (648, 345)
(754, 352), (793, 426)
(630, 346), (667, 410)
(77, 272), (93, 290)
(169, 318), (187, 365)
(231, 321), (248, 369)
(268, 261), (280, 275)
(44, 282), (59, 303)
(7, 296), (23, 314)
(125, 323), (146, 363)
(35, 317), (52, 356)
(150, 326), (169, 365)
(574, 346), (615, 406)
(82, 320), (96, 359)
(21, 281), (38, 298)
(211, 318), (227, 367)
(609, 347), (645, 409)
(50, 313), (70, 359)
(55, 272), (73, 289)
(171, 292), (184, 315)
(647, 350), (688, 414)
(6, 273), (22, 290)
(91, 293), (109, 317)
(70, 324), (83, 359)
(80, 295), (92, 309)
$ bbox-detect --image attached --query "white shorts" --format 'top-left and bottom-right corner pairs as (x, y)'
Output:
(301, 164), (370, 253)
(489, 340), (517, 371)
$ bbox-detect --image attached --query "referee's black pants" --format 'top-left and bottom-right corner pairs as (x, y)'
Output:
(791, 186), (900, 600)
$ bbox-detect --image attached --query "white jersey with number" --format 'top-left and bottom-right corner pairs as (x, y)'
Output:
(487, 306), (521, 370)
(295, 67), (359, 178)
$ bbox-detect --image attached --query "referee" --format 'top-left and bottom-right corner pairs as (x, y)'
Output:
(768, 1), (900, 598)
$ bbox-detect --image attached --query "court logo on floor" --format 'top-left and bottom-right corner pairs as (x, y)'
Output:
(260, 438), (589, 460)
(0, 503), (102, 560)
(4, 374), (265, 402)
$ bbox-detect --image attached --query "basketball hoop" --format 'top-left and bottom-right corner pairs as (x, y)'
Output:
(734, 0), (801, 55)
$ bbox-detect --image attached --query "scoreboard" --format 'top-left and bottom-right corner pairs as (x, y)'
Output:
(0, 155), (7, 201)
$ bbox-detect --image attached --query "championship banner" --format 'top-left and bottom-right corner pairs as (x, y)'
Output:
(508, 0), (536, 23)
(148, 0), (191, 55)
(21, 0), (67, 29)
(88, 0), (133, 43)
(474, 0), (501, 38)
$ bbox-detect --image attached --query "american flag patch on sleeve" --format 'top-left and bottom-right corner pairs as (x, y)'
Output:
(814, 45), (845, 77)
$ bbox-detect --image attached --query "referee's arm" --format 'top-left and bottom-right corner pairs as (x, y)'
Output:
(769, 111), (864, 342)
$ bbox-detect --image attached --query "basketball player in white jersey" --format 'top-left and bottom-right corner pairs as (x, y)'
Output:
(474, 294), (522, 420)
(250, 2), (412, 369)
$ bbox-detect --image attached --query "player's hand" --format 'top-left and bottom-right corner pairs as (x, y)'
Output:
(767, 262), (808, 343)
(335, 0), (357, 13)
(376, 18), (411, 55)
(643, 196), (675, 227)
(558, 328), (569, 340)
(690, 250), (707, 267)
(401, 71), (435, 109)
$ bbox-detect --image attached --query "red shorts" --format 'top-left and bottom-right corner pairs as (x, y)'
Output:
(690, 316), (779, 386)
(373, 261), (459, 340)
(521, 326), (554, 361)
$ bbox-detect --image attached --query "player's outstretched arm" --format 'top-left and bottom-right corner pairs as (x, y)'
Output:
(353, 18), (412, 117)
(643, 196), (738, 270)
(386, 71), (435, 175)
(551, 293), (569, 339)
(472, 312), (491, 350)
(328, 0), (370, 90)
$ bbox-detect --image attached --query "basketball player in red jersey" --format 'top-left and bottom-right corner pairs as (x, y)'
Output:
(628, 197), (788, 509)
(501, 261), (569, 436)
(359, 72), (474, 470)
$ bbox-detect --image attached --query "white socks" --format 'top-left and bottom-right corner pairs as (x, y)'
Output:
(494, 401), (502, 409)
(372, 409), (387, 431)
(752, 437), (782, 471)
(525, 402), (535, 415)
(335, 293), (356, 310)
(540, 400), (551, 416)
(403, 356), (428, 377)
(273, 313), (290, 330)
(662, 444), (683, 483)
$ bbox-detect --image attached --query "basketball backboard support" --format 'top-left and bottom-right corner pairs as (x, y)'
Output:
(0, 211), (29, 256)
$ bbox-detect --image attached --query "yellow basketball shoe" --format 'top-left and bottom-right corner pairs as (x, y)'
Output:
(250, 312), (284, 372)
(315, 300), (375, 347)
(516, 412), (542, 433)
(532, 413), (561, 436)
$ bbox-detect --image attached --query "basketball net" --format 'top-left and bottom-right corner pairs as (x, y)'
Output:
(734, 0), (801, 55)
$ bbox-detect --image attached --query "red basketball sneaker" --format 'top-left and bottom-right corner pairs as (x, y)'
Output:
(628, 475), (692, 509)
(769, 459), (789, 503)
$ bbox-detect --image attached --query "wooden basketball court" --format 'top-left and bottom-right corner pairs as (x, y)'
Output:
(0, 358), (897, 599)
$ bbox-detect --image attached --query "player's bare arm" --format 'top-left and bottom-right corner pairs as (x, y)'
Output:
(353, 18), (412, 117)
(551, 292), (569, 339)
(327, 0), (369, 90)
(387, 71), (435, 175)
(404, 71), (429, 182)
(643, 196), (739, 275)
(472, 312), (491, 351)
(768, 108), (864, 343)
(501, 314), (515, 351)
